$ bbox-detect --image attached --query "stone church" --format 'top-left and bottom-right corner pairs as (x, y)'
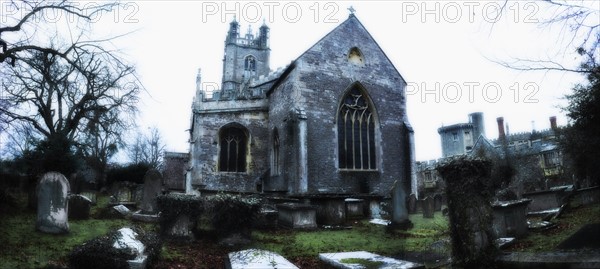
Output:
(188, 14), (415, 205)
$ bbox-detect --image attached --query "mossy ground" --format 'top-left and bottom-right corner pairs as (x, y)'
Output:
(506, 203), (600, 252)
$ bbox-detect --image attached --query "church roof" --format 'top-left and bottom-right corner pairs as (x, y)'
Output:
(249, 64), (292, 88)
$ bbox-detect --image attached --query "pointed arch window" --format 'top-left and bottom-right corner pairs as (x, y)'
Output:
(338, 86), (376, 170)
(219, 125), (247, 172)
(244, 55), (256, 71)
(244, 55), (256, 79)
(272, 129), (280, 175)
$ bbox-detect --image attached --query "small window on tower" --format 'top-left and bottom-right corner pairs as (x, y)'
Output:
(348, 47), (364, 65)
(244, 55), (256, 71)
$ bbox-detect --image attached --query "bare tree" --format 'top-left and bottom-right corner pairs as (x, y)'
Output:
(0, 0), (117, 66)
(1, 46), (139, 140)
(79, 109), (128, 186)
(495, 0), (598, 73)
(0, 122), (39, 159)
(127, 127), (166, 169)
(0, 0), (140, 176)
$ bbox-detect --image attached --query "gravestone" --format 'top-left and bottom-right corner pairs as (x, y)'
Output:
(68, 194), (92, 220)
(80, 191), (97, 205)
(390, 180), (412, 229)
(491, 199), (531, 238)
(228, 249), (299, 269)
(437, 157), (496, 268)
(422, 196), (434, 218)
(369, 200), (382, 219)
(36, 172), (70, 234)
(112, 228), (148, 269)
(407, 193), (417, 214)
(140, 169), (163, 213)
(434, 194), (443, 211)
(319, 251), (424, 269)
(166, 214), (195, 239)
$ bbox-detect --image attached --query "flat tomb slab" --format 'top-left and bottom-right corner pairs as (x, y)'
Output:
(227, 249), (298, 269)
(319, 251), (424, 269)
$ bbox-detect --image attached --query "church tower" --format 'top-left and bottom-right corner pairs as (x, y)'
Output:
(222, 18), (271, 92)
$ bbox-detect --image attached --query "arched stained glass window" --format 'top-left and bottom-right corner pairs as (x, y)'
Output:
(338, 86), (376, 170)
(272, 129), (280, 175)
(219, 125), (247, 172)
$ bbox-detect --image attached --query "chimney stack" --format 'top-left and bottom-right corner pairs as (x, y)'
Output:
(550, 116), (557, 131)
(497, 117), (505, 140)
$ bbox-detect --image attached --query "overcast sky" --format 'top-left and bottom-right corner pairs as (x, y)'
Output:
(3, 1), (597, 162)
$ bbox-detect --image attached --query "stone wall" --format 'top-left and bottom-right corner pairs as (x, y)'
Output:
(267, 16), (411, 197)
(190, 99), (270, 193)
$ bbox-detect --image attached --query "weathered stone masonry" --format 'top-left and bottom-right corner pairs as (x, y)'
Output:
(189, 14), (415, 208)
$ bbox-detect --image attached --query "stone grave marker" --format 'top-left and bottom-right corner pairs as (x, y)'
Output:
(390, 180), (411, 228)
(36, 172), (70, 234)
(408, 193), (417, 214)
(422, 196), (434, 218)
(369, 200), (382, 219)
(80, 191), (97, 205)
(68, 194), (92, 220)
(434, 194), (443, 211)
(140, 169), (163, 213)
(112, 227), (148, 269)
(228, 249), (299, 269)
(319, 251), (424, 269)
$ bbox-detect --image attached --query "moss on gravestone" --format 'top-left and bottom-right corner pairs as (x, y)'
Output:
(437, 156), (498, 269)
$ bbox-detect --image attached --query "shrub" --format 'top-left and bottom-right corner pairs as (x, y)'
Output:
(69, 226), (161, 269)
(156, 193), (203, 236)
(106, 163), (150, 185)
(69, 230), (134, 269)
(204, 193), (261, 237)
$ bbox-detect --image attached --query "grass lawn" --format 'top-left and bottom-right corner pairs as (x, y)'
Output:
(0, 194), (154, 269)
(251, 212), (449, 259)
(1, 190), (597, 269)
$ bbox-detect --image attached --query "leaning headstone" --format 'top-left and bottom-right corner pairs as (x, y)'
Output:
(434, 194), (443, 211)
(422, 196), (434, 218)
(36, 172), (70, 234)
(407, 193), (417, 214)
(112, 204), (132, 218)
(68, 194), (92, 220)
(140, 169), (163, 213)
(80, 191), (97, 205)
(229, 249), (299, 269)
(112, 228), (148, 269)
